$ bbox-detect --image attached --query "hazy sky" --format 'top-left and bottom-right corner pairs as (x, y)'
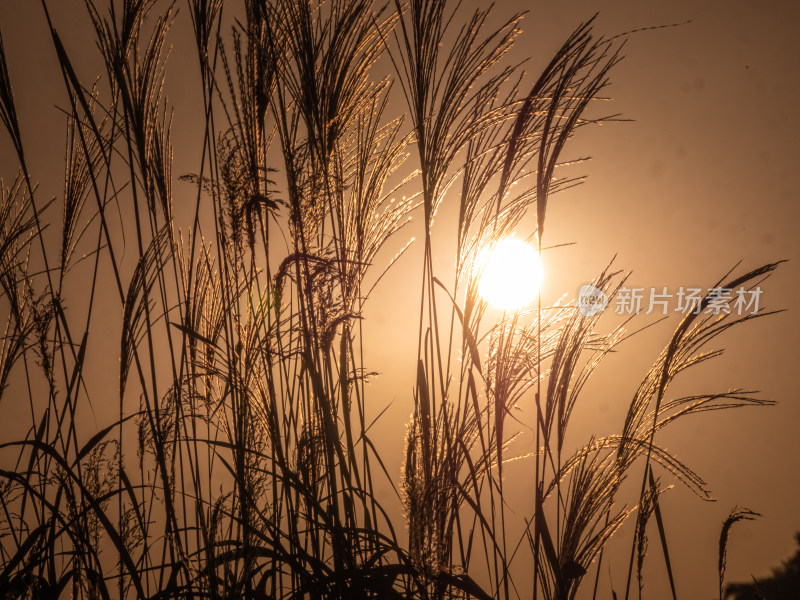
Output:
(0, 0), (798, 598)
(368, 1), (800, 597)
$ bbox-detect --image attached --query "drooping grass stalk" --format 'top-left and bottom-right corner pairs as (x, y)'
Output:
(717, 507), (760, 600)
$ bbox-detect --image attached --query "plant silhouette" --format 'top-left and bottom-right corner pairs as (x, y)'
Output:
(0, 1), (783, 598)
(725, 533), (800, 600)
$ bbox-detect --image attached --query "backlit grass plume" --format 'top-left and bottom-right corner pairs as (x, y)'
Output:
(0, 1), (781, 599)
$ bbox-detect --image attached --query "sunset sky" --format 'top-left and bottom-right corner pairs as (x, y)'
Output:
(371, 1), (800, 595)
(0, 0), (798, 598)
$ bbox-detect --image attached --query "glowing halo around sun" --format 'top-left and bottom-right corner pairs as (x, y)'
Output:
(476, 238), (543, 311)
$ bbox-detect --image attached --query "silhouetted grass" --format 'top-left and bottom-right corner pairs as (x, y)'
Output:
(0, 1), (781, 598)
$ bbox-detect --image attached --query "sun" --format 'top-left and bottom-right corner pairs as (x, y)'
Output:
(477, 238), (543, 311)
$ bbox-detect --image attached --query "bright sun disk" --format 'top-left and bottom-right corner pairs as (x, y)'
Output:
(477, 238), (543, 311)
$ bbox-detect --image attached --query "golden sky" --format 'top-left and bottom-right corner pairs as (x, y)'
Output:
(0, 0), (797, 598)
